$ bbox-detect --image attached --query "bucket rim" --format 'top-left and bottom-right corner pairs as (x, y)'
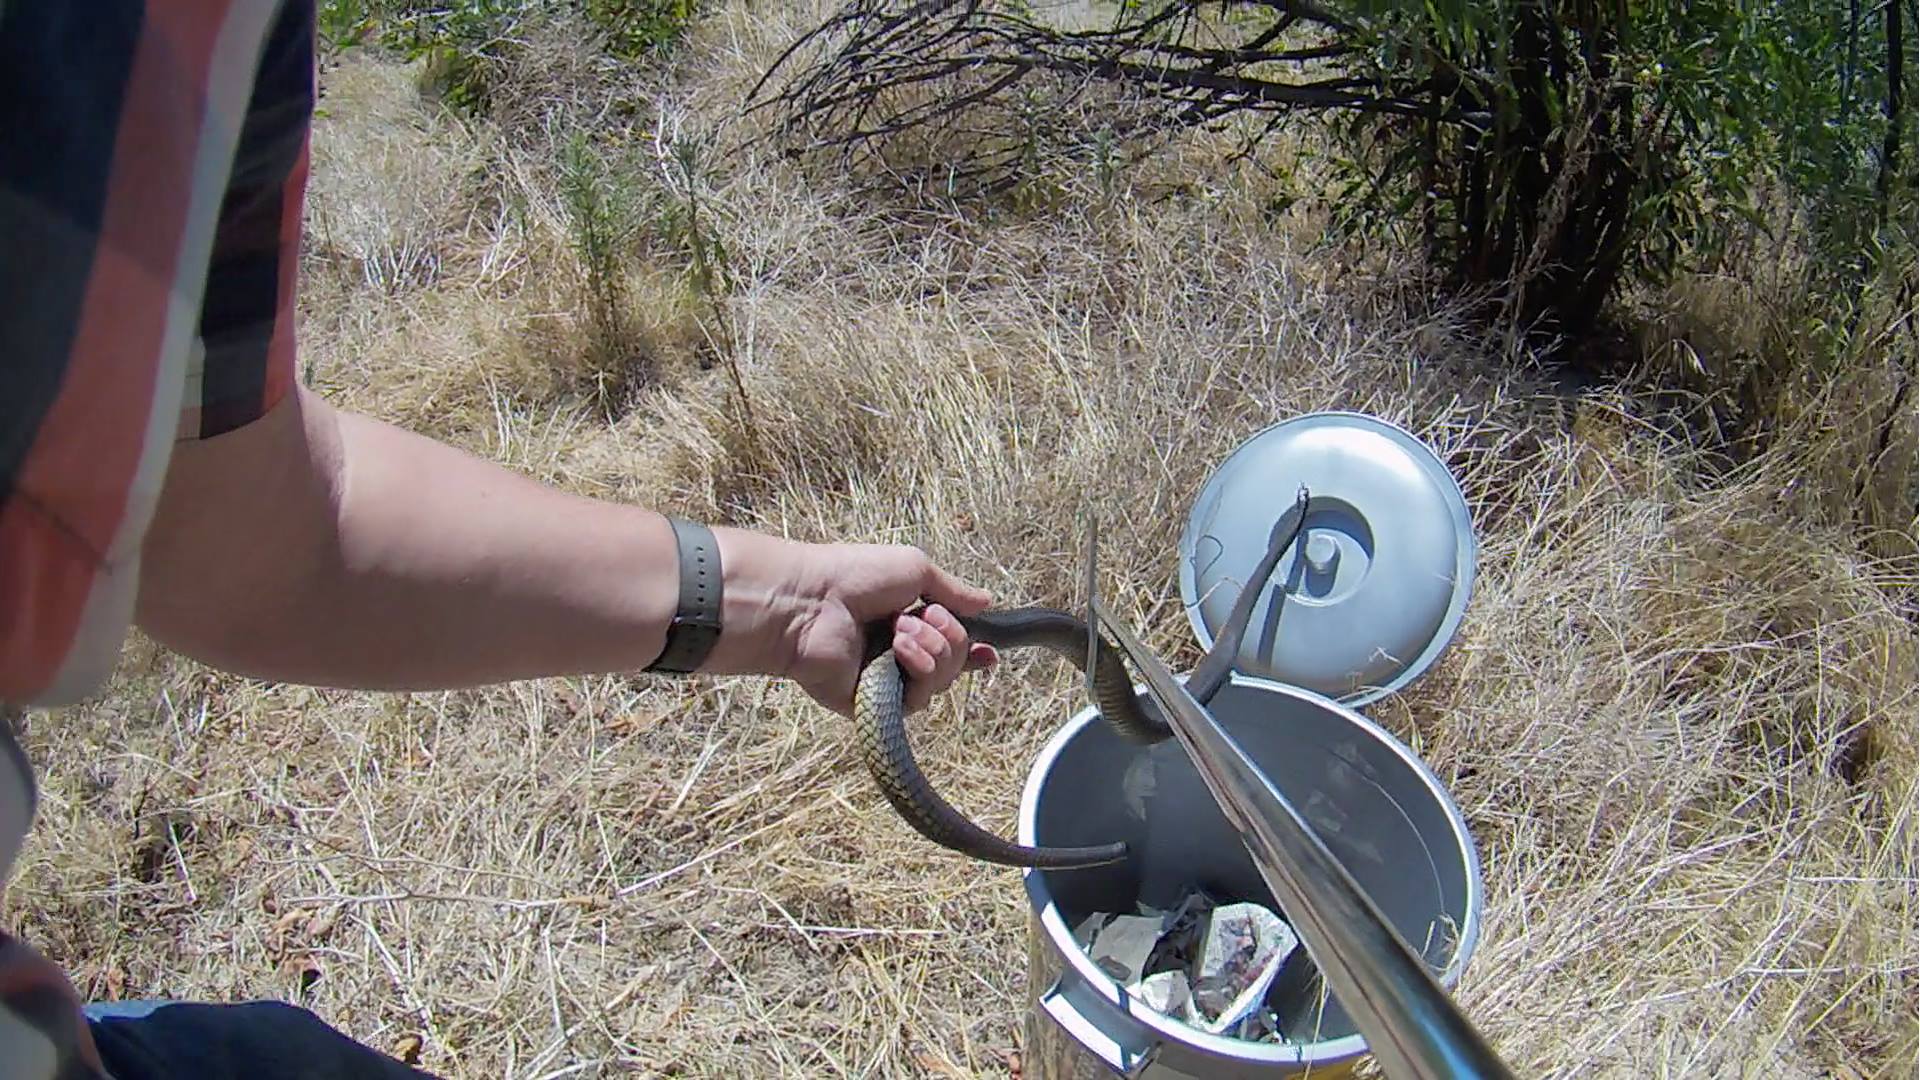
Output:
(1017, 671), (1486, 1065)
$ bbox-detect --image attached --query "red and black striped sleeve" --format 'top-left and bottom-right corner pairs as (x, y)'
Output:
(1, 2), (317, 1072)
(191, 0), (314, 439)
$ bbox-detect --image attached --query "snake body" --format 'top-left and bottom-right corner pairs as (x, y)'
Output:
(851, 494), (1313, 870)
(853, 608), (1172, 869)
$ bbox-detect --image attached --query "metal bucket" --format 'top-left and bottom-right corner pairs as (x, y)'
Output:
(1018, 674), (1484, 1079)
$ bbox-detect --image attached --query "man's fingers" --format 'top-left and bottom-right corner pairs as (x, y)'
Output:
(825, 546), (991, 716)
(852, 546), (988, 620)
(921, 603), (969, 651)
(894, 617), (937, 679)
(899, 606), (973, 713)
(898, 614), (941, 713)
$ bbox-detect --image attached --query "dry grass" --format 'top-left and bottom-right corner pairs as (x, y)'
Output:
(4, 6), (1915, 1078)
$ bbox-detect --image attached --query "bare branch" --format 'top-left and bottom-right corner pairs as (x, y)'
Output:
(743, 0), (1450, 195)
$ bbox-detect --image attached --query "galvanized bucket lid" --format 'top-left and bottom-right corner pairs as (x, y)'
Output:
(1178, 411), (1475, 707)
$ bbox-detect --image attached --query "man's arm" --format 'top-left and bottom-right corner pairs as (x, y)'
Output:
(131, 5), (995, 713)
(135, 384), (993, 711)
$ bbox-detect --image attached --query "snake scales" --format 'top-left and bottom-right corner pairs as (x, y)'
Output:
(851, 490), (1312, 870)
(853, 608), (1173, 868)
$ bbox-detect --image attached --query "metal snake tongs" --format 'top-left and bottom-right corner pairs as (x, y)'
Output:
(1083, 485), (1310, 710)
(1084, 580), (1516, 1080)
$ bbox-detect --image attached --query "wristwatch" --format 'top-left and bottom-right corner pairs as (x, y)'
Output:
(647, 516), (723, 673)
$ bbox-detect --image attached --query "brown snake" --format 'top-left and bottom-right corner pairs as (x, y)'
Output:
(853, 608), (1172, 868)
(850, 488), (1312, 869)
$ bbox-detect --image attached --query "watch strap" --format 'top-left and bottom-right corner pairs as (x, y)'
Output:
(648, 516), (722, 673)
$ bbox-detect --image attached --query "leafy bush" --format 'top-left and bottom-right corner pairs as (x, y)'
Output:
(1336, 0), (1912, 340)
(750, 0), (1914, 357)
(318, 0), (699, 111)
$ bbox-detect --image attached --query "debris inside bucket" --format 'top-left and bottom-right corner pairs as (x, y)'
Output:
(1073, 888), (1300, 1042)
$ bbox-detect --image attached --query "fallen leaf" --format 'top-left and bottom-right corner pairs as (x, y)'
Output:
(304, 908), (339, 943)
(286, 954), (322, 991)
(273, 907), (313, 934)
(392, 1034), (423, 1065)
(606, 713), (662, 737)
(552, 684), (588, 720)
(223, 833), (256, 871)
(913, 1052), (970, 1079)
(266, 907), (314, 960)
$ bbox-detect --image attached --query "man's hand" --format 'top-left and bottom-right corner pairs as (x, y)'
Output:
(742, 539), (1000, 717)
(697, 529), (999, 716)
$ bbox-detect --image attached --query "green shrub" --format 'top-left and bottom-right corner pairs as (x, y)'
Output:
(753, 0), (1915, 356)
(318, 0), (700, 111)
(1333, 0), (1912, 340)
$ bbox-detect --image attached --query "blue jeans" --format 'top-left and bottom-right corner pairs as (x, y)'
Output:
(83, 1000), (436, 1079)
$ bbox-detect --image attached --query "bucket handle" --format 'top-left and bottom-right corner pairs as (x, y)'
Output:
(1039, 971), (1162, 1078)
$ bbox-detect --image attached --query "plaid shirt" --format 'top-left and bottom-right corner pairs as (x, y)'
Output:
(1, 1), (314, 1074)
